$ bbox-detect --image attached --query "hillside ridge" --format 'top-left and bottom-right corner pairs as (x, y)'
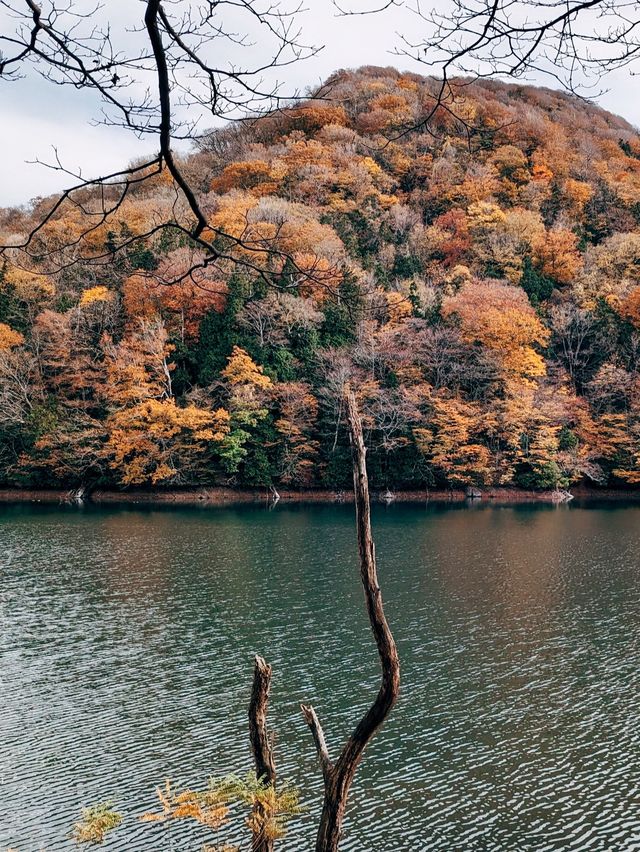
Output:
(1, 66), (639, 492)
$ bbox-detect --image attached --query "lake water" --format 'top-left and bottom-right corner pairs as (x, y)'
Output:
(1, 501), (639, 851)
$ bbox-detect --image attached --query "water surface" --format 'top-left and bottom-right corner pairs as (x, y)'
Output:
(1, 502), (639, 850)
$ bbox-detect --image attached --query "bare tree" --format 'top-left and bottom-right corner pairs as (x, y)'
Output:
(549, 304), (609, 391)
(238, 291), (323, 348)
(301, 388), (400, 852)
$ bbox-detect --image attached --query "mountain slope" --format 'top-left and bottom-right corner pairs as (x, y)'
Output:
(1, 66), (639, 491)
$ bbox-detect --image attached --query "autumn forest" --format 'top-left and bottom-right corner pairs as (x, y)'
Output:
(2, 66), (640, 493)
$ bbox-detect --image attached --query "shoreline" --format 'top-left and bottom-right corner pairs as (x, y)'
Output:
(0, 485), (639, 507)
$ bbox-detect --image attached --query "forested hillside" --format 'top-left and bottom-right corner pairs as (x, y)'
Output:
(1, 67), (640, 492)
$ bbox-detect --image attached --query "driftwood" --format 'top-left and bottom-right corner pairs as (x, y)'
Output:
(301, 390), (401, 852)
(248, 655), (277, 852)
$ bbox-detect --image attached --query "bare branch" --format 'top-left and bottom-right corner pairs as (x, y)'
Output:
(0, 0), (336, 294)
(300, 703), (333, 782)
(333, 0), (401, 15)
(399, 0), (640, 98)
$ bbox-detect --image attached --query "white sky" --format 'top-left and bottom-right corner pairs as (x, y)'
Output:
(1, 0), (639, 207)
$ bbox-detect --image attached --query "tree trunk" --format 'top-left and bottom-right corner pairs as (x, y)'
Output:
(248, 654), (276, 852)
(302, 389), (401, 852)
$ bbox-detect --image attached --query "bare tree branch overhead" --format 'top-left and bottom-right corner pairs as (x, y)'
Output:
(0, 0), (347, 291)
(399, 0), (640, 97)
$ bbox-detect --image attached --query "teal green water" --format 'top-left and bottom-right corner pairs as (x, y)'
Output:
(1, 502), (639, 851)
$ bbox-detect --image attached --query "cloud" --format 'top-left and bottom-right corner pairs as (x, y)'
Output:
(1, 104), (149, 207)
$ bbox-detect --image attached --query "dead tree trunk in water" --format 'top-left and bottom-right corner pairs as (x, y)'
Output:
(248, 654), (277, 852)
(301, 390), (401, 852)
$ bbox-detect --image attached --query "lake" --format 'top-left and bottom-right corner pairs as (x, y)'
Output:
(1, 501), (639, 851)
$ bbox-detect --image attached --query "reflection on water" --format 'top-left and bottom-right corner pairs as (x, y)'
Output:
(1, 502), (639, 851)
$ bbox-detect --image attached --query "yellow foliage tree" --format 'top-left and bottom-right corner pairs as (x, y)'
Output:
(79, 286), (114, 307)
(384, 291), (413, 325)
(103, 319), (174, 406)
(211, 160), (277, 195)
(533, 227), (582, 284)
(564, 178), (593, 215)
(3, 266), (55, 300)
(414, 394), (493, 487)
(0, 322), (25, 350)
(467, 201), (506, 233)
(222, 346), (272, 389)
(105, 399), (230, 485)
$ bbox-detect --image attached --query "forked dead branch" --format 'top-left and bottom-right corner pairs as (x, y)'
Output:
(300, 388), (400, 851)
(247, 390), (400, 852)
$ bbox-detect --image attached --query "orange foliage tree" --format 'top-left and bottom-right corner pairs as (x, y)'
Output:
(533, 228), (582, 284)
(414, 394), (493, 487)
(443, 281), (550, 381)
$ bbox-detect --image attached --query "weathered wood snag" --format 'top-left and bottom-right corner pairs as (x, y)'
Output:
(249, 654), (276, 852)
(301, 389), (401, 852)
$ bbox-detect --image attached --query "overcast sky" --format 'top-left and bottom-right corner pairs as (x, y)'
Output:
(2, 0), (639, 208)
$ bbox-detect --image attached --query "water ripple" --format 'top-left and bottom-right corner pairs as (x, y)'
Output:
(1, 502), (639, 851)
